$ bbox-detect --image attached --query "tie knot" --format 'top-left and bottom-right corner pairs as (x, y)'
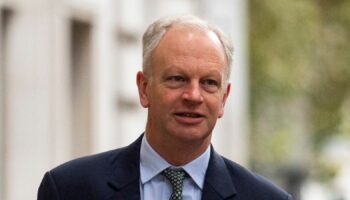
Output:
(162, 168), (186, 200)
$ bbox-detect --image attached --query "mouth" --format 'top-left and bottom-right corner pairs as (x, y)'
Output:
(174, 112), (204, 118)
(173, 112), (205, 125)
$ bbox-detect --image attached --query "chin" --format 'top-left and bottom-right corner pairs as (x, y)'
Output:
(171, 128), (211, 143)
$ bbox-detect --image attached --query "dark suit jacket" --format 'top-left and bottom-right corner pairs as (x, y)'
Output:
(38, 135), (292, 200)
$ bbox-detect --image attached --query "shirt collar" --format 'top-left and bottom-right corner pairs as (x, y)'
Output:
(139, 135), (211, 190)
(182, 145), (210, 189)
(140, 135), (170, 184)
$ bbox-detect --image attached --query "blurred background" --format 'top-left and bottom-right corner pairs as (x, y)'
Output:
(0, 0), (349, 200)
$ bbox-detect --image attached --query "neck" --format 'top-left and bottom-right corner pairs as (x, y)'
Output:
(145, 132), (211, 166)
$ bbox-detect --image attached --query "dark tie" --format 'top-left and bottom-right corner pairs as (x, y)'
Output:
(162, 168), (186, 200)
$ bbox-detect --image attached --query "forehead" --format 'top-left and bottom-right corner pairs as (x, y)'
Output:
(152, 25), (227, 67)
(160, 25), (223, 52)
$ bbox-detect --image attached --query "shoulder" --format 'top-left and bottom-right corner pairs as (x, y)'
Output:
(222, 156), (292, 199)
(45, 148), (124, 189)
(49, 135), (142, 179)
(37, 141), (141, 200)
(51, 148), (122, 176)
(38, 148), (124, 200)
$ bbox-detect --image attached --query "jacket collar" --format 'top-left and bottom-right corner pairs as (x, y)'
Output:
(106, 135), (143, 200)
(202, 147), (237, 200)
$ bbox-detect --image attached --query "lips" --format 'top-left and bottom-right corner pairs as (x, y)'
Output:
(174, 112), (204, 118)
(173, 112), (205, 125)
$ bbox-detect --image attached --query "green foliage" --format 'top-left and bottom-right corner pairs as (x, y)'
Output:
(249, 0), (350, 179)
(312, 154), (340, 183)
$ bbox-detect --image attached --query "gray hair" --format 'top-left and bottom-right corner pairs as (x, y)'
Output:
(142, 14), (234, 80)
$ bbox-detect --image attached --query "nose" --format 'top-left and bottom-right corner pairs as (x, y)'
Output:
(182, 81), (204, 105)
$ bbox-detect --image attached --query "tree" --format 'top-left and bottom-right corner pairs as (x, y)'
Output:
(249, 0), (350, 188)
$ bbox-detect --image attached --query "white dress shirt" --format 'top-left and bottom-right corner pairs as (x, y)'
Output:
(139, 135), (211, 200)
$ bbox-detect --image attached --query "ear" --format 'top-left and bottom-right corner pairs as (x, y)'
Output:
(136, 71), (150, 108)
(218, 83), (231, 118)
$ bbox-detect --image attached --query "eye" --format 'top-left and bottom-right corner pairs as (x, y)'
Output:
(167, 75), (185, 82)
(201, 79), (220, 92)
(165, 75), (186, 88)
(203, 79), (218, 86)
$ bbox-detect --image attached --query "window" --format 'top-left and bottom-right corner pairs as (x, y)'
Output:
(70, 19), (93, 157)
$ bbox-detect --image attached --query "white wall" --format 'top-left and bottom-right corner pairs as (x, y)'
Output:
(1, 1), (54, 199)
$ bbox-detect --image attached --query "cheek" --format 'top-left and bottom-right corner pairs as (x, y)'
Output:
(150, 89), (177, 111)
(161, 89), (181, 103)
(207, 96), (225, 116)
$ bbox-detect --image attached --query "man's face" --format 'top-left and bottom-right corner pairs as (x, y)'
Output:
(137, 26), (230, 144)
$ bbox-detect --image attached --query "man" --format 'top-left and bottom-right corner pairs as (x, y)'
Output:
(38, 15), (292, 200)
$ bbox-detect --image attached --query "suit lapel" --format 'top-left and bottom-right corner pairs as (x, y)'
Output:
(202, 147), (237, 200)
(103, 136), (237, 200)
(106, 135), (143, 200)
